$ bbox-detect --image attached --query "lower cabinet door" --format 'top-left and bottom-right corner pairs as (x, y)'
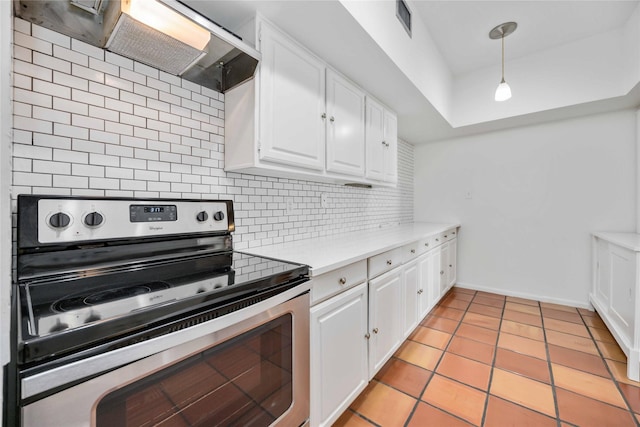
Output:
(310, 282), (368, 427)
(369, 269), (403, 377)
(402, 259), (419, 338)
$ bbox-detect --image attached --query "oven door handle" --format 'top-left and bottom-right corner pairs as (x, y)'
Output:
(21, 282), (310, 400)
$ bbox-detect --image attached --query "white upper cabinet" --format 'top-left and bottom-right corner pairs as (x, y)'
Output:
(366, 97), (397, 184)
(225, 16), (398, 187)
(325, 70), (366, 176)
(258, 22), (326, 170)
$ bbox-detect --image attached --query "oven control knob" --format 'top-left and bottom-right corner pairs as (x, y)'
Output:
(84, 212), (104, 227)
(49, 212), (71, 229)
(213, 211), (225, 221)
(196, 211), (208, 222)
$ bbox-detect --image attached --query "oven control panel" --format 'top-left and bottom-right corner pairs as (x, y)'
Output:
(27, 197), (233, 244)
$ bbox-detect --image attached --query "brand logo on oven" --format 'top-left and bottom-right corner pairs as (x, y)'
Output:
(149, 226), (164, 231)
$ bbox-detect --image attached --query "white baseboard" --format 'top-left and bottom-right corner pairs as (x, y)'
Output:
(454, 281), (593, 310)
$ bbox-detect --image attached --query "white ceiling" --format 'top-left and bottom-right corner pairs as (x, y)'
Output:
(414, 0), (639, 76)
(183, 0), (640, 143)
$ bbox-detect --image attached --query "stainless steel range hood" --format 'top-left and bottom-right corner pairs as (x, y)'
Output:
(14, 0), (260, 93)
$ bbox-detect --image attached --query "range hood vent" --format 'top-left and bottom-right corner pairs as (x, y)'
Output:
(14, 0), (260, 93)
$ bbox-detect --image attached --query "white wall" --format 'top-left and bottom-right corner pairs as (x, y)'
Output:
(414, 110), (637, 307)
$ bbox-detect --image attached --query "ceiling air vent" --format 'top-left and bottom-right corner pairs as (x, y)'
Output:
(396, 0), (412, 38)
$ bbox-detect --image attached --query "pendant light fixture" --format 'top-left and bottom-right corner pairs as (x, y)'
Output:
(489, 22), (517, 102)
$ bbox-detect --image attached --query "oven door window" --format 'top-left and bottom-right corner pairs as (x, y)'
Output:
(95, 314), (293, 426)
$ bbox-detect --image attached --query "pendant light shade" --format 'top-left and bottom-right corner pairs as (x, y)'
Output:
(489, 22), (517, 102)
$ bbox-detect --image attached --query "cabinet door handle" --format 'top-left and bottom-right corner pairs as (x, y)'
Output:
(417, 289), (423, 294)
(330, 116), (335, 122)
(321, 113), (326, 119)
(449, 264), (452, 268)
(424, 243), (429, 247)
(452, 231), (456, 235)
(410, 249), (416, 254)
(444, 235), (448, 238)
(435, 238), (440, 242)
(440, 270), (444, 275)
(338, 277), (347, 285)
(373, 328), (379, 334)
(386, 260), (392, 265)
(365, 333), (371, 339)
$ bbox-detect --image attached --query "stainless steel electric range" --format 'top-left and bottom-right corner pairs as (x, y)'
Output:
(9, 195), (310, 427)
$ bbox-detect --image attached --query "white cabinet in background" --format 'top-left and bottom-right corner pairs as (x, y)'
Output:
(368, 268), (403, 378)
(225, 17), (397, 187)
(257, 21), (326, 170)
(365, 97), (397, 184)
(310, 282), (368, 427)
(591, 232), (640, 381)
(326, 69), (365, 177)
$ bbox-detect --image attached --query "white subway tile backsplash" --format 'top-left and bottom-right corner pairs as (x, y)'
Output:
(14, 32), (52, 55)
(134, 148), (159, 161)
(53, 97), (88, 115)
(105, 51), (133, 70)
(34, 78), (71, 98)
(33, 159), (70, 175)
(55, 123), (88, 139)
(14, 17), (31, 35)
(12, 19), (414, 250)
(32, 25), (70, 48)
(88, 57), (119, 77)
(89, 82), (120, 100)
(71, 63), (104, 84)
(14, 45), (32, 63)
(14, 59), (52, 81)
(105, 74), (133, 92)
(14, 116), (52, 134)
(71, 39), (103, 60)
(33, 106), (70, 124)
(53, 45), (88, 67)
(53, 174), (88, 188)
(53, 148), (88, 164)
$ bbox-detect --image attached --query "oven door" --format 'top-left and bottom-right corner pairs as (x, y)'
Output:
(21, 285), (310, 427)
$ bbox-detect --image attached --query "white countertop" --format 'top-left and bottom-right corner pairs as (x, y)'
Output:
(593, 232), (640, 252)
(246, 222), (459, 276)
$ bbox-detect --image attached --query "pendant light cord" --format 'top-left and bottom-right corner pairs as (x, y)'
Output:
(501, 33), (505, 83)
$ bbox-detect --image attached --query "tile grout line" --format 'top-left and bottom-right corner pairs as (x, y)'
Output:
(477, 292), (507, 427)
(404, 288), (476, 427)
(538, 301), (563, 427)
(578, 310), (640, 427)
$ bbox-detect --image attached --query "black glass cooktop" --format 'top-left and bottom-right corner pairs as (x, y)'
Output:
(17, 251), (308, 366)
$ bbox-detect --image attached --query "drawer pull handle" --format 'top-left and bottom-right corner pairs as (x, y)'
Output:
(417, 289), (423, 294)
(449, 264), (452, 268)
(444, 235), (448, 238)
(373, 328), (379, 334)
(410, 249), (416, 254)
(452, 231), (456, 235)
(436, 238), (440, 242)
(338, 277), (347, 285)
(424, 243), (429, 247)
(386, 260), (392, 265)
(365, 333), (371, 339)
(440, 270), (444, 275)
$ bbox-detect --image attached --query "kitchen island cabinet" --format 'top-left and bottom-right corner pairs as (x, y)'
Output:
(591, 232), (640, 381)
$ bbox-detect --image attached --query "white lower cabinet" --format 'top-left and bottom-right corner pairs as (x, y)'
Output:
(310, 282), (368, 427)
(591, 233), (640, 381)
(309, 229), (459, 427)
(368, 268), (403, 377)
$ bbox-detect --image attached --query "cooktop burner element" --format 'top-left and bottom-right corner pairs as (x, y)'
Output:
(53, 282), (171, 312)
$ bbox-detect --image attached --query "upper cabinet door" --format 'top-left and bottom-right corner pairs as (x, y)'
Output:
(383, 110), (398, 183)
(365, 97), (385, 181)
(258, 22), (326, 170)
(325, 70), (365, 177)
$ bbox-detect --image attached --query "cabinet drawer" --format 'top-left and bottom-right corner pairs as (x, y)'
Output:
(369, 248), (403, 278)
(310, 260), (367, 305)
(401, 241), (423, 263)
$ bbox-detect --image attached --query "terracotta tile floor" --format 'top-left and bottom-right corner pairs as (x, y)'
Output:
(334, 288), (640, 427)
